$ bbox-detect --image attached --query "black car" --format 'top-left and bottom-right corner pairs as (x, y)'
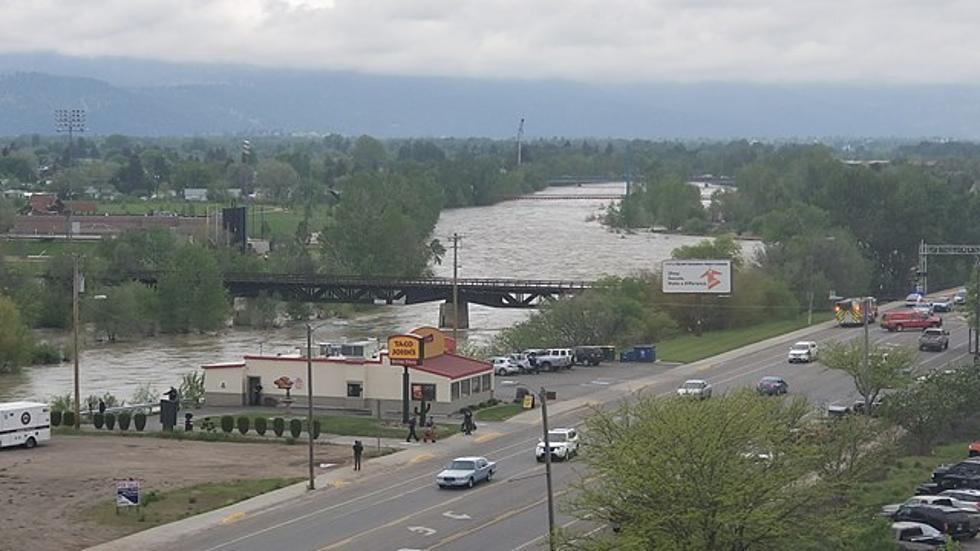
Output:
(756, 376), (789, 396)
(918, 460), (980, 494)
(891, 504), (978, 540)
(573, 346), (604, 366)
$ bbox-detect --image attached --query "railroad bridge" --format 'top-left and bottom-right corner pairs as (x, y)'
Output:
(130, 272), (594, 329)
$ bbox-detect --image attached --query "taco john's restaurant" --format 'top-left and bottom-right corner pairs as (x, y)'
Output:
(201, 327), (494, 416)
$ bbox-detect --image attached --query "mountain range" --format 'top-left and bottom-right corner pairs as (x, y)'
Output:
(1, 52), (979, 139)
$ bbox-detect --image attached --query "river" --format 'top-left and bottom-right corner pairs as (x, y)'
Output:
(0, 182), (760, 402)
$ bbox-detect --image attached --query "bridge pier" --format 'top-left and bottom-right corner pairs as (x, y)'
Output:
(438, 300), (469, 330)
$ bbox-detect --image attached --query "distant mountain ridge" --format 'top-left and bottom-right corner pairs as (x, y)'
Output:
(1, 53), (980, 138)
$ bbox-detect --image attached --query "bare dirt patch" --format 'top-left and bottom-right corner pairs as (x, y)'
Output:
(0, 435), (350, 551)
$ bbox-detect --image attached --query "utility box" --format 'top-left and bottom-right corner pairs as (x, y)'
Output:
(620, 345), (656, 363)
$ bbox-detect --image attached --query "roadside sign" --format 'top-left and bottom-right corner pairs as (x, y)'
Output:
(662, 260), (732, 294)
(115, 479), (140, 510)
(388, 334), (425, 366)
(522, 394), (535, 409)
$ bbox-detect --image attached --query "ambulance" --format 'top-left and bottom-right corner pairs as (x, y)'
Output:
(0, 401), (51, 449)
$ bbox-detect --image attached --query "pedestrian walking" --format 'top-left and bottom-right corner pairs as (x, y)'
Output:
(423, 420), (437, 443)
(406, 415), (419, 442)
(352, 440), (364, 471)
(462, 409), (474, 435)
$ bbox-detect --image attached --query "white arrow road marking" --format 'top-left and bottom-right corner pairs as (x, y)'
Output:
(408, 526), (437, 536)
(442, 510), (472, 520)
(396, 549), (423, 551)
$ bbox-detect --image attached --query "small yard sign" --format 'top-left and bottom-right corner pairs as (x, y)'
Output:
(115, 479), (140, 511)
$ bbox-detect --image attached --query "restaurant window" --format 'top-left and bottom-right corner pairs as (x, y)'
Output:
(481, 374), (491, 390)
(472, 376), (481, 393)
(346, 382), (363, 398)
(412, 383), (437, 401)
(451, 382), (460, 400)
(461, 379), (471, 396)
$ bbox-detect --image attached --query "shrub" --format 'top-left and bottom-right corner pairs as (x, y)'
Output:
(118, 412), (131, 431)
(284, 437), (296, 445)
(220, 415), (234, 433)
(105, 412), (116, 430)
(237, 416), (250, 435)
(273, 417), (285, 437)
(51, 410), (62, 427)
(134, 412), (147, 431)
(311, 419), (321, 439)
(93, 412), (105, 429)
(289, 419), (302, 438)
(31, 342), (65, 365)
(255, 417), (267, 436)
(63, 410), (75, 427)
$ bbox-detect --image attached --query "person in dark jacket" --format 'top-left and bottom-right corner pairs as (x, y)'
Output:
(462, 409), (475, 435)
(352, 440), (364, 471)
(98, 399), (106, 414)
(406, 416), (419, 442)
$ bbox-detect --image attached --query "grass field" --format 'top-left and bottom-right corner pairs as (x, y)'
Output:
(475, 403), (525, 422)
(850, 441), (967, 510)
(654, 312), (834, 363)
(79, 477), (302, 530)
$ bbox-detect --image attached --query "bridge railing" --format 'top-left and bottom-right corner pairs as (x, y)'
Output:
(130, 271), (595, 290)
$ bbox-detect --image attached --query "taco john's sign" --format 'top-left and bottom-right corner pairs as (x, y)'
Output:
(387, 334), (424, 365)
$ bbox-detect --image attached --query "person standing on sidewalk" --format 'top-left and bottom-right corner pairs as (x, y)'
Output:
(406, 415), (419, 442)
(352, 440), (364, 471)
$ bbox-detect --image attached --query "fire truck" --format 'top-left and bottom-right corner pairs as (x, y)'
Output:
(833, 297), (878, 327)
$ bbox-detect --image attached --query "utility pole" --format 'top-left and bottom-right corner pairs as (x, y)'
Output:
(72, 255), (81, 430)
(516, 118), (525, 166)
(863, 296), (871, 380)
(540, 387), (556, 551)
(452, 233), (461, 342)
(306, 324), (315, 490)
(974, 261), (980, 359)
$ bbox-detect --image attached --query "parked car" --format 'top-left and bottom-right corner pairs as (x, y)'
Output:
(677, 379), (712, 399)
(756, 376), (789, 396)
(931, 296), (955, 313)
(529, 348), (574, 371)
(787, 341), (819, 363)
(535, 428), (580, 462)
(891, 504), (978, 540)
(955, 290), (968, 305)
(891, 521), (948, 550)
(852, 396), (885, 415)
(507, 353), (537, 374)
(490, 357), (522, 376)
(906, 293), (926, 308)
(919, 328), (950, 352)
(827, 403), (852, 418)
(941, 489), (980, 511)
(573, 346), (604, 366)
(881, 311), (942, 332)
(882, 495), (980, 516)
(918, 460), (980, 494)
(436, 457), (496, 489)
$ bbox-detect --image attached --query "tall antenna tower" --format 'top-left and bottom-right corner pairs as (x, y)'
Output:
(516, 117), (525, 166)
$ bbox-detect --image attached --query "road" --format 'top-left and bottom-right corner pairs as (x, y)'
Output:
(164, 311), (974, 551)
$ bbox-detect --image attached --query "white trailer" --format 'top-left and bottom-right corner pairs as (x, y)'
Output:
(0, 401), (51, 449)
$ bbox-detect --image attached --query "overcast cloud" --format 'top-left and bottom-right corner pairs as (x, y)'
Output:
(0, 0), (976, 83)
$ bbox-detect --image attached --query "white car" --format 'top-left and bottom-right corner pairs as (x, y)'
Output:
(941, 489), (980, 511)
(507, 353), (535, 373)
(882, 495), (980, 516)
(787, 341), (818, 363)
(490, 357), (521, 376)
(891, 522), (946, 548)
(436, 457), (496, 489)
(677, 379), (712, 399)
(535, 428), (580, 462)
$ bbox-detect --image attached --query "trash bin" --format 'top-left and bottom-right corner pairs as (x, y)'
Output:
(599, 346), (616, 362)
(633, 345), (656, 363)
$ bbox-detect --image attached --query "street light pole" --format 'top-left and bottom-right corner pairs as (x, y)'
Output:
(452, 233), (460, 342)
(539, 387), (556, 551)
(72, 254), (80, 430)
(306, 324), (315, 491)
(863, 296), (871, 377)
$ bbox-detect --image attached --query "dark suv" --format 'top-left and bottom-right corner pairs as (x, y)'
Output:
(573, 346), (604, 366)
(918, 460), (980, 494)
(891, 504), (978, 540)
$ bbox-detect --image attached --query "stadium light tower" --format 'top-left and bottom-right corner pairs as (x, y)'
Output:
(54, 108), (86, 176)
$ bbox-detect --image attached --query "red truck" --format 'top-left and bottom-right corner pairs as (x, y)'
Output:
(880, 310), (942, 332)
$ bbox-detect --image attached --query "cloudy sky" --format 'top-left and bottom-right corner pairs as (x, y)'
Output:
(0, 0), (974, 83)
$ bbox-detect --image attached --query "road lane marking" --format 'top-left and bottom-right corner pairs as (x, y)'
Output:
(220, 512), (245, 525)
(512, 518), (582, 551)
(442, 511), (472, 520)
(473, 432), (501, 443)
(329, 480), (349, 488)
(410, 453), (435, 464)
(408, 526), (437, 536)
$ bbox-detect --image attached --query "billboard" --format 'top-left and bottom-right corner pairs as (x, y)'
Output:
(661, 260), (733, 294)
(387, 334), (424, 365)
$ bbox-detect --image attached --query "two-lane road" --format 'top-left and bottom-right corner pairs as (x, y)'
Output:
(169, 311), (974, 551)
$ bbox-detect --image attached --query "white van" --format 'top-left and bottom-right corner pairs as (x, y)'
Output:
(0, 402), (51, 449)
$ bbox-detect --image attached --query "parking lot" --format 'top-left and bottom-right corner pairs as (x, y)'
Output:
(491, 360), (677, 403)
